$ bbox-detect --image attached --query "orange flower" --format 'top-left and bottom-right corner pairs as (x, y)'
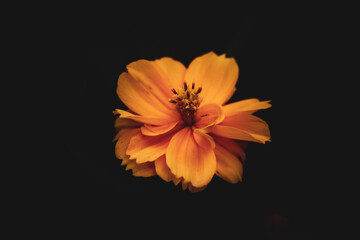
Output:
(113, 52), (271, 192)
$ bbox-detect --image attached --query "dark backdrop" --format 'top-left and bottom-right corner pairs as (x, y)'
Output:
(64, 9), (320, 239)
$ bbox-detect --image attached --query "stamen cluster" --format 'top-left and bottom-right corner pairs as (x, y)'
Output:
(170, 82), (202, 125)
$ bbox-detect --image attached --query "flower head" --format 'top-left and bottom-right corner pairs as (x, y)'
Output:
(114, 52), (271, 192)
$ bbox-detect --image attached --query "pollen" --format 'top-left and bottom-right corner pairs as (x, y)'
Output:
(169, 82), (202, 125)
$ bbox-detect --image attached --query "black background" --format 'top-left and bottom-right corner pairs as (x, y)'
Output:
(63, 8), (323, 239)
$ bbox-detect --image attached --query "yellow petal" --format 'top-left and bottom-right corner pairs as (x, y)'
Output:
(126, 131), (174, 164)
(166, 127), (216, 188)
(224, 98), (272, 116)
(214, 144), (243, 183)
(212, 113), (271, 144)
(184, 52), (238, 105)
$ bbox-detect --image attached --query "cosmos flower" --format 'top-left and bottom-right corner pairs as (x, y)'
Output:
(113, 52), (271, 192)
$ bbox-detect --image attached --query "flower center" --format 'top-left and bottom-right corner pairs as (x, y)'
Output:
(170, 82), (202, 125)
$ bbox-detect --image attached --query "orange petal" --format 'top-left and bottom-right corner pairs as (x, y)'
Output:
(114, 109), (180, 126)
(213, 135), (247, 163)
(212, 125), (262, 143)
(154, 155), (172, 182)
(154, 57), (187, 90)
(117, 72), (177, 118)
(126, 57), (186, 110)
(116, 132), (157, 177)
(126, 131), (174, 164)
(212, 113), (271, 144)
(120, 155), (131, 166)
(141, 121), (181, 136)
(154, 155), (181, 185)
(194, 103), (225, 133)
(115, 128), (141, 159)
(224, 98), (272, 115)
(214, 144), (243, 183)
(114, 117), (142, 132)
(184, 52), (239, 105)
(132, 163), (156, 177)
(166, 127), (216, 188)
(125, 159), (156, 177)
(181, 180), (207, 192)
(193, 129), (215, 149)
